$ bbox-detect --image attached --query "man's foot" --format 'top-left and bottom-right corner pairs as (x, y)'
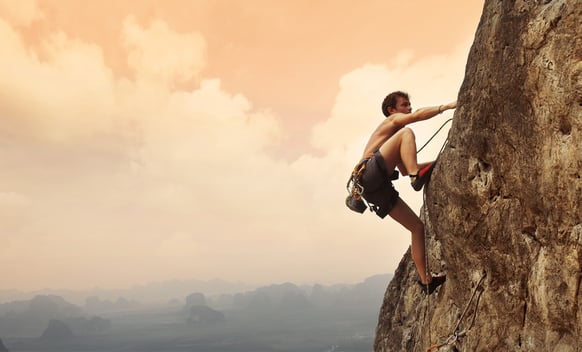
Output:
(417, 273), (446, 295)
(410, 161), (436, 191)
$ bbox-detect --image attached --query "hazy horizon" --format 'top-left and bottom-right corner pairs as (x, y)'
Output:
(0, 273), (394, 309)
(0, 272), (391, 297)
(0, 1), (484, 291)
(0, 273), (393, 351)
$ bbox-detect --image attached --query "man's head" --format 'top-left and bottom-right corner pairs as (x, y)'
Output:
(381, 91), (411, 117)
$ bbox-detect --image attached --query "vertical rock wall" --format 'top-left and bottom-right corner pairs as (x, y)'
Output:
(374, 1), (582, 351)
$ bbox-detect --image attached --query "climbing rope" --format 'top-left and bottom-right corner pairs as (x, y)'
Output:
(426, 272), (487, 352)
(417, 118), (453, 154)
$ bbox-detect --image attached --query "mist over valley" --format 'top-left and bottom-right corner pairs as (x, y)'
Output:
(0, 274), (392, 352)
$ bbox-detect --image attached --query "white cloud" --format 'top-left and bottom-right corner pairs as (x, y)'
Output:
(122, 15), (207, 84)
(312, 44), (471, 157)
(311, 64), (390, 154)
(0, 14), (294, 287)
(0, 12), (474, 289)
(0, 19), (117, 143)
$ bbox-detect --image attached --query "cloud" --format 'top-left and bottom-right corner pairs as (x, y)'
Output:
(0, 14), (292, 287)
(312, 44), (471, 157)
(0, 9), (474, 289)
(0, 0), (43, 26)
(122, 15), (206, 84)
(0, 19), (117, 143)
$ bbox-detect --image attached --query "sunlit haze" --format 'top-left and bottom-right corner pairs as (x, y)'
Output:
(0, 0), (484, 291)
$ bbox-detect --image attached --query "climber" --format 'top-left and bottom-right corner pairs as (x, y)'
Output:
(355, 91), (456, 294)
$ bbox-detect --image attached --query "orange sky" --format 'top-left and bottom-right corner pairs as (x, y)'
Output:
(0, 0), (484, 291)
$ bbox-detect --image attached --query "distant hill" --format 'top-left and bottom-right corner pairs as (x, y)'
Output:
(85, 296), (140, 314)
(219, 274), (393, 312)
(187, 305), (226, 325)
(0, 337), (8, 352)
(0, 279), (256, 306)
(184, 292), (206, 310)
(0, 295), (82, 317)
(2, 274), (394, 351)
(0, 295), (108, 338)
(39, 319), (74, 341)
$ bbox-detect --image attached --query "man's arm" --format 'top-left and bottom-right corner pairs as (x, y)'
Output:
(392, 101), (457, 127)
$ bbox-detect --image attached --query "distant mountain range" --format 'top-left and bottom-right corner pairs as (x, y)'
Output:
(0, 274), (394, 351)
(0, 275), (392, 306)
(0, 278), (256, 306)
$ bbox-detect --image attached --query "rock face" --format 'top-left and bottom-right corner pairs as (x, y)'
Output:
(374, 1), (581, 351)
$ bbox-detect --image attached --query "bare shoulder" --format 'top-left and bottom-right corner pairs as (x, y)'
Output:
(378, 115), (400, 132)
(369, 117), (391, 137)
(363, 117), (398, 153)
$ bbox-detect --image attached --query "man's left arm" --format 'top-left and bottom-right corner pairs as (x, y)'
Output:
(393, 101), (457, 127)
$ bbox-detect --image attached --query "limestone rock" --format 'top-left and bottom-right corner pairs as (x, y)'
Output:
(374, 1), (581, 351)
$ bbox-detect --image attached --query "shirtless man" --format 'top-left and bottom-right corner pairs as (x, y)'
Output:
(358, 91), (456, 294)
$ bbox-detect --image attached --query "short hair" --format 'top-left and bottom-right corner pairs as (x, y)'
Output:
(381, 91), (409, 117)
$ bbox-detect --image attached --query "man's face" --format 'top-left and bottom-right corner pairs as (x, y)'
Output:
(394, 96), (412, 114)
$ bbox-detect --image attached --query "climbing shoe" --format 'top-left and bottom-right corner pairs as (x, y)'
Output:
(410, 161), (436, 191)
(417, 273), (446, 295)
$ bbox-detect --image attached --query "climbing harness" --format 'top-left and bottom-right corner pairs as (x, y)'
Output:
(345, 118), (453, 215)
(347, 157), (369, 200)
(426, 272), (487, 351)
(345, 155), (375, 214)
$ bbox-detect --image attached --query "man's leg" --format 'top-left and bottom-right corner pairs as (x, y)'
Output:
(388, 198), (430, 284)
(378, 128), (420, 176)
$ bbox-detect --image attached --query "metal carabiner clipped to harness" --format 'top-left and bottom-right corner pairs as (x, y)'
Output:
(345, 158), (370, 214)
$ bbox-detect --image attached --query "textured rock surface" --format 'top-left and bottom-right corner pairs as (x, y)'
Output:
(374, 1), (581, 351)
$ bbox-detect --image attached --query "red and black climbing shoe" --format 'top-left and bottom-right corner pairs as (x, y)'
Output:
(410, 161), (436, 191)
(417, 273), (446, 295)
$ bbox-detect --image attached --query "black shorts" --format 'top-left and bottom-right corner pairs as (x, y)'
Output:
(360, 151), (399, 219)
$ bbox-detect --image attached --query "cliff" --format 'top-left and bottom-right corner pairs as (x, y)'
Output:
(374, 1), (581, 351)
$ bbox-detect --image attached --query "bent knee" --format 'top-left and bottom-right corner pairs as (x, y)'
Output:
(399, 127), (416, 139)
(412, 220), (424, 234)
